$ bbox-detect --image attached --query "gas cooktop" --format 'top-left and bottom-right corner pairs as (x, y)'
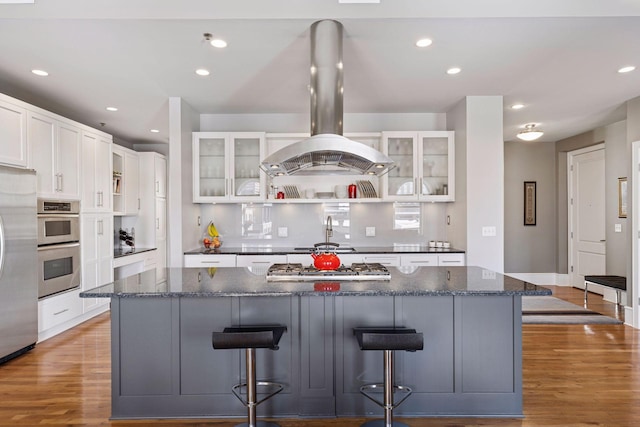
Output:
(266, 263), (391, 281)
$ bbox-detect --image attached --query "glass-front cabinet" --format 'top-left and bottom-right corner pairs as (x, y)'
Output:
(192, 132), (266, 203)
(381, 131), (455, 202)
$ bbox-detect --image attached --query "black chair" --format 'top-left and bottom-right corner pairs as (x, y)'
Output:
(353, 327), (424, 427)
(212, 325), (287, 427)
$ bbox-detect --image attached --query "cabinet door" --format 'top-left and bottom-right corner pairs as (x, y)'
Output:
(0, 98), (27, 167)
(154, 154), (167, 198)
(56, 123), (81, 199)
(27, 112), (56, 196)
(381, 132), (418, 200)
(419, 131), (455, 201)
(230, 133), (265, 201)
(124, 151), (139, 215)
(95, 136), (112, 211)
(193, 133), (228, 202)
(155, 197), (166, 241)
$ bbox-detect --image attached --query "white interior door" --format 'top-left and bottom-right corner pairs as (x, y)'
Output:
(569, 145), (606, 287)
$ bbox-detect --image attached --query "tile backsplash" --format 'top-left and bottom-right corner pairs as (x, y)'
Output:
(197, 202), (448, 249)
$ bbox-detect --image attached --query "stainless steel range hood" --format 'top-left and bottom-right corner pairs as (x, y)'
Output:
(261, 20), (395, 177)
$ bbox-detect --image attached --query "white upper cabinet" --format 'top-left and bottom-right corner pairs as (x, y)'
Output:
(28, 111), (81, 199)
(193, 132), (266, 203)
(154, 154), (167, 198)
(0, 96), (27, 168)
(81, 130), (112, 212)
(112, 145), (139, 216)
(381, 131), (454, 202)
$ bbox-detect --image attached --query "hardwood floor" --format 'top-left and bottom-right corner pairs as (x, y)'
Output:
(1, 287), (639, 426)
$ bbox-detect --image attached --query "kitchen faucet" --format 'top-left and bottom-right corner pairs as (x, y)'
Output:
(325, 215), (333, 243)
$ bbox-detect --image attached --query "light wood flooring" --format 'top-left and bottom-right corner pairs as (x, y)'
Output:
(1, 286), (639, 426)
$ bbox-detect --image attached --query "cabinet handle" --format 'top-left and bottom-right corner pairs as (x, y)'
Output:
(440, 260), (459, 264)
(202, 261), (220, 264)
(156, 181), (159, 194)
(53, 308), (69, 316)
(138, 198), (140, 210)
(56, 173), (63, 192)
(98, 220), (103, 235)
(251, 261), (272, 265)
(410, 260), (433, 265)
(198, 272), (202, 282)
(156, 218), (160, 230)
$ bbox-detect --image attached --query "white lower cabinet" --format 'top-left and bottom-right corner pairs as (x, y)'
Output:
(38, 289), (83, 333)
(362, 254), (401, 266)
(81, 213), (113, 313)
(437, 253), (465, 266)
(184, 254), (237, 267)
(236, 255), (287, 267)
(401, 254), (438, 266)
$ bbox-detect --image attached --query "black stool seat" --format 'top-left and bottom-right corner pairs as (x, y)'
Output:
(212, 325), (287, 350)
(212, 325), (287, 427)
(353, 327), (424, 427)
(354, 327), (424, 352)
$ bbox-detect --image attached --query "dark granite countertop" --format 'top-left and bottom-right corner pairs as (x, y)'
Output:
(114, 247), (157, 258)
(80, 266), (550, 298)
(184, 245), (465, 255)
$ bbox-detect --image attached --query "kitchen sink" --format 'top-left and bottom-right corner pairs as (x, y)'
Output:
(293, 246), (357, 253)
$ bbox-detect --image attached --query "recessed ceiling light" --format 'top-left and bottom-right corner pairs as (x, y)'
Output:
(416, 38), (433, 48)
(511, 104), (525, 110)
(31, 69), (48, 76)
(446, 67), (461, 75)
(195, 68), (210, 76)
(209, 39), (227, 48)
(106, 107), (118, 112)
(618, 66), (636, 73)
(150, 129), (160, 133)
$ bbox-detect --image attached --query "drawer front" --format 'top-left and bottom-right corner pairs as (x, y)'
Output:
(437, 254), (465, 266)
(39, 289), (83, 332)
(362, 254), (400, 266)
(183, 254), (237, 267)
(236, 255), (287, 267)
(400, 254), (437, 266)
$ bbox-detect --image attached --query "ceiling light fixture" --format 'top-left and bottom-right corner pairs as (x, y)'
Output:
(195, 68), (210, 76)
(31, 69), (48, 76)
(416, 38), (433, 48)
(203, 33), (227, 48)
(446, 67), (461, 75)
(517, 123), (544, 141)
(618, 65), (636, 73)
(511, 103), (525, 110)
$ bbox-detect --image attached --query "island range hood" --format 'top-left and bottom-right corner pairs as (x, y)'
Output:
(261, 20), (395, 177)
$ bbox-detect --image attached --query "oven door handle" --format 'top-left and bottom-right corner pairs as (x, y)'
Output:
(0, 215), (5, 277)
(38, 214), (80, 219)
(37, 242), (80, 251)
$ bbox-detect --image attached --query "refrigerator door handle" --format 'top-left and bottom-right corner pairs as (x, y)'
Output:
(0, 215), (5, 276)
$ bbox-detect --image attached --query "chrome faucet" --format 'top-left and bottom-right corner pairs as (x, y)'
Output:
(325, 215), (333, 243)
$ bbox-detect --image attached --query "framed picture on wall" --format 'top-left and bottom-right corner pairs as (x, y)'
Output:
(618, 177), (627, 218)
(524, 181), (536, 226)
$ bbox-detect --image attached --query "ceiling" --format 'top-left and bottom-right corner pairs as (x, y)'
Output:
(1, 0), (640, 145)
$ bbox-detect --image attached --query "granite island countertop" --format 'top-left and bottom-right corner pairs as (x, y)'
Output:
(80, 266), (551, 298)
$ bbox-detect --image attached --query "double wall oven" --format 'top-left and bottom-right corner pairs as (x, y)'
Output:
(37, 199), (80, 299)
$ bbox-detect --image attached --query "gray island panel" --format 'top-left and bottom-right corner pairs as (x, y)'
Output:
(81, 267), (550, 420)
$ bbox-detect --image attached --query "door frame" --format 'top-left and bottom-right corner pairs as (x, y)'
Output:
(567, 143), (605, 288)
(631, 141), (640, 328)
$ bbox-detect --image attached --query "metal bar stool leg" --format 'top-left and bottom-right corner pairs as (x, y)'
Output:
(246, 348), (257, 427)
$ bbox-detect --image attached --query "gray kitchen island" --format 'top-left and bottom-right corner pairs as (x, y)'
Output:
(80, 266), (550, 421)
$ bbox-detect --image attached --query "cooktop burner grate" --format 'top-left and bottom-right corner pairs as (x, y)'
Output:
(266, 263), (391, 281)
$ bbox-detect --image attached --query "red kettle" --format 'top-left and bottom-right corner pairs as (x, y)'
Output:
(311, 250), (341, 270)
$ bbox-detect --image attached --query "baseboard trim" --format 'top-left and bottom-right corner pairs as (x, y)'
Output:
(504, 272), (571, 286)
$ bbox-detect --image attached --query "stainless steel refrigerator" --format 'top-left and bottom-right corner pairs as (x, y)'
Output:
(0, 165), (38, 364)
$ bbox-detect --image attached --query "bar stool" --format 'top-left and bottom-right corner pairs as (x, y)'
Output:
(353, 327), (424, 427)
(212, 325), (287, 427)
